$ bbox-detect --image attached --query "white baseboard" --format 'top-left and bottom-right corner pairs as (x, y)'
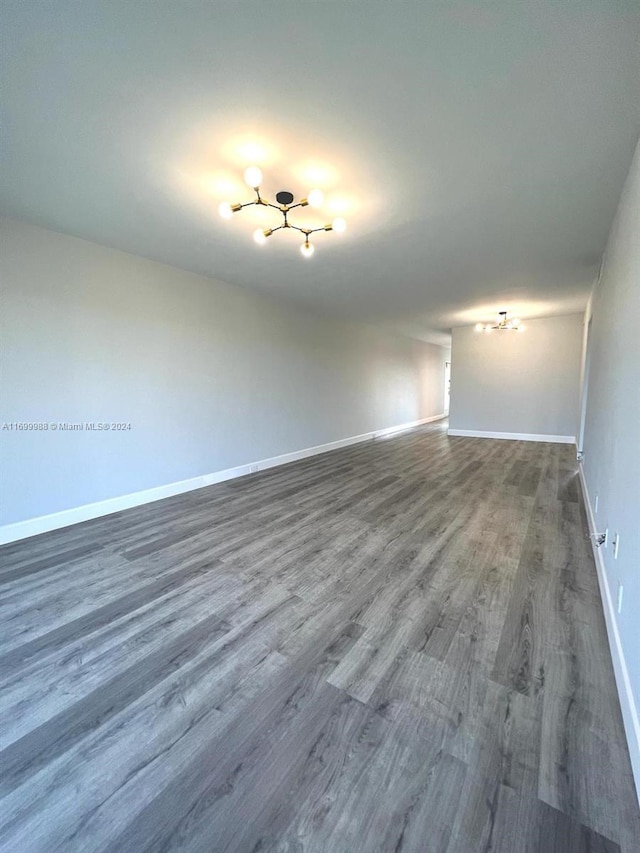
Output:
(447, 428), (575, 444)
(0, 413), (446, 546)
(578, 463), (640, 806)
(373, 412), (447, 438)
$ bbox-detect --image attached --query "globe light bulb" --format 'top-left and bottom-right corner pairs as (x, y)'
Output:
(300, 241), (314, 258)
(517, 324), (525, 332)
(253, 228), (267, 245)
(244, 166), (263, 188)
(485, 326), (492, 333)
(218, 201), (233, 220)
(512, 318), (520, 326)
(475, 323), (484, 332)
(307, 189), (323, 208)
(332, 217), (346, 233)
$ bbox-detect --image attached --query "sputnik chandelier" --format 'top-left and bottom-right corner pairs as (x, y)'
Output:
(475, 311), (524, 333)
(219, 166), (346, 258)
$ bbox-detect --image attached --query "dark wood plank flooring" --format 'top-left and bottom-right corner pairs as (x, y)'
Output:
(1, 422), (638, 852)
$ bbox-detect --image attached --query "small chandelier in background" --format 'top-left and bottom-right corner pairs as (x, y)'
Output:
(219, 167), (346, 258)
(475, 311), (524, 333)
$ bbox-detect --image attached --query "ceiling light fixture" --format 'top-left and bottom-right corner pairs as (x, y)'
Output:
(475, 311), (524, 333)
(219, 167), (346, 258)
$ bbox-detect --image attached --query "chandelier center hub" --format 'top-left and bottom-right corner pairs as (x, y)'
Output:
(275, 190), (294, 206)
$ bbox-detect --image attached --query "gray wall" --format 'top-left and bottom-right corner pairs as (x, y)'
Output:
(449, 314), (584, 437)
(582, 138), (640, 755)
(0, 219), (448, 526)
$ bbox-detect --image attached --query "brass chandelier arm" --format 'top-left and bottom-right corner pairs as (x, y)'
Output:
(261, 201), (310, 215)
(284, 200), (310, 211)
(287, 224), (333, 235)
(230, 199), (263, 212)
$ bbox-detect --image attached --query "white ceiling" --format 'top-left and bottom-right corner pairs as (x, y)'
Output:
(2, 1), (639, 345)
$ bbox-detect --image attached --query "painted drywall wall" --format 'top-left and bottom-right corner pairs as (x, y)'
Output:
(448, 314), (584, 438)
(581, 137), (640, 781)
(0, 218), (448, 527)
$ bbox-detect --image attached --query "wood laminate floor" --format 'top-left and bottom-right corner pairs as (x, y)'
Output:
(1, 422), (639, 852)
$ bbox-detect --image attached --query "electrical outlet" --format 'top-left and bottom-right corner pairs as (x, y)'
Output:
(613, 533), (620, 560)
(595, 494), (599, 513)
(249, 464), (259, 474)
(617, 583), (624, 614)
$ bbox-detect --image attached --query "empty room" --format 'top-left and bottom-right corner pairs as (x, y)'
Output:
(1, 2), (639, 851)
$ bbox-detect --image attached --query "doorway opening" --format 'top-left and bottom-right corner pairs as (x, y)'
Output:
(444, 361), (451, 413)
(577, 319), (593, 457)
